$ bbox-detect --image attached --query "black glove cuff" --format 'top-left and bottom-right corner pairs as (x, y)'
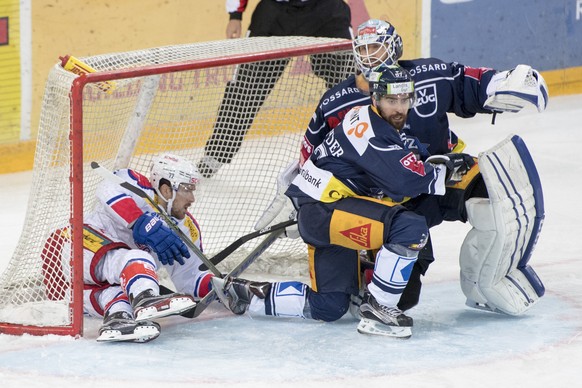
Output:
(229, 12), (242, 20)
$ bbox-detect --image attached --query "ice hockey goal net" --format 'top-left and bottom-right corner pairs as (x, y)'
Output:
(0, 37), (353, 336)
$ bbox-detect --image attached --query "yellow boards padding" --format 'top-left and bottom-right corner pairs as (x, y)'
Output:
(0, 1), (21, 144)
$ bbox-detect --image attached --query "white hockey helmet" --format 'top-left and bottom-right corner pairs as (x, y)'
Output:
(352, 19), (403, 78)
(150, 153), (201, 196)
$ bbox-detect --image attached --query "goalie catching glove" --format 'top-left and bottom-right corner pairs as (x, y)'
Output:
(132, 212), (190, 265)
(484, 64), (548, 113)
(426, 153), (475, 185)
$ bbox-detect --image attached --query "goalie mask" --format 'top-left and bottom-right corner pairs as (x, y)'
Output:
(352, 19), (403, 79)
(150, 153), (201, 212)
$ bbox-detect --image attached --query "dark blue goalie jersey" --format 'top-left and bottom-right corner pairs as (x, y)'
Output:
(300, 58), (497, 161)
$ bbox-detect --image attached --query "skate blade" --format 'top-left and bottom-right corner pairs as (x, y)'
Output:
(135, 296), (197, 322)
(97, 325), (160, 343)
(356, 318), (412, 339)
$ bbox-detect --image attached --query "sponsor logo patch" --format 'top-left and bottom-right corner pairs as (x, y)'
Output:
(340, 223), (371, 248)
(400, 152), (426, 176)
(413, 84), (437, 117)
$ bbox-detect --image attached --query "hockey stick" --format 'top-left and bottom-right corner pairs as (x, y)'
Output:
(175, 228), (284, 318)
(197, 219), (297, 271)
(90, 161), (222, 277)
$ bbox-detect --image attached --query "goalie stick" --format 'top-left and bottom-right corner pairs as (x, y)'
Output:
(197, 219), (297, 271)
(90, 161), (222, 277)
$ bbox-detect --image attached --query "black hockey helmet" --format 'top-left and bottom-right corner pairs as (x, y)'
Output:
(368, 65), (415, 98)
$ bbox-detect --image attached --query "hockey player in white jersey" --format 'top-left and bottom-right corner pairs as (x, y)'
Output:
(43, 153), (214, 342)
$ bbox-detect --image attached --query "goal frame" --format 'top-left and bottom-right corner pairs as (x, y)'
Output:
(0, 40), (352, 338)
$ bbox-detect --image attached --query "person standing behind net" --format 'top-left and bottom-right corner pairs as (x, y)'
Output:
(197, 0), (353, 178)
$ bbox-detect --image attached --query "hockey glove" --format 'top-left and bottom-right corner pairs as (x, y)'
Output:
(484, 64), (548, 113)
(132, 212), (190, 266)
(254, 160), (299, 231)
(282, 209), (300, 239)
(426, 153), (475, 185)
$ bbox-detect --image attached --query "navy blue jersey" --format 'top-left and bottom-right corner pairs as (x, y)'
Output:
(287, 105), (448, 205)
(300, 58), (496, 161)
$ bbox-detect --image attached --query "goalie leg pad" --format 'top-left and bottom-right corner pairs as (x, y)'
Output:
(459, 135), (545, 316)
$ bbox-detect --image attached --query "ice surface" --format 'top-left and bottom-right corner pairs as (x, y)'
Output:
(1, 94), (581, 388)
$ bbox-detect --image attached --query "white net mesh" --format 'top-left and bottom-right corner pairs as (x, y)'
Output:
(0, 36), (353, 334)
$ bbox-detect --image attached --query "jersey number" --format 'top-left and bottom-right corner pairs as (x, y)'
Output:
(347, 122), (369, 138)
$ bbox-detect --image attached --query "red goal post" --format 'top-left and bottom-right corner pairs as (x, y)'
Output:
(0, 37), (353, 337)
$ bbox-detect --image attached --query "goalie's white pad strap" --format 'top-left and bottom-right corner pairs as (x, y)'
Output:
(459, 135), (545, 315)
(254, 160), (299, 230)
(484, 64), (549, 113)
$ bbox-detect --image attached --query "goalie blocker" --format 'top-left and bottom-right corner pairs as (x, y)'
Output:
(460, 134), (545, 315)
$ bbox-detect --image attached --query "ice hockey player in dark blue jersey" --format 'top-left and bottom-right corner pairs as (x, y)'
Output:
(213, 65), (476, 338)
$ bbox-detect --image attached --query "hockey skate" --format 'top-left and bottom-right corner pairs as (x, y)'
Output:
(357, 292), (413, 339)
(131, 289), (197, 322)
(211, 276), (271, 315)
(96, 311), (160, 343)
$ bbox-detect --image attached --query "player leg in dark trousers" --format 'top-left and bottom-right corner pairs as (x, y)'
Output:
(299, 197), (427, 324)
(199, 0), (352, 177)
(212, 195), (428, 337)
